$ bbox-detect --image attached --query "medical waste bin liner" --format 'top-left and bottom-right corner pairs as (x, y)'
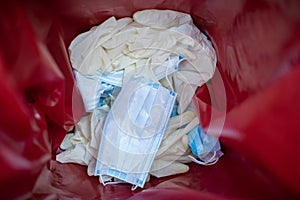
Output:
(0, 0), (299, 199)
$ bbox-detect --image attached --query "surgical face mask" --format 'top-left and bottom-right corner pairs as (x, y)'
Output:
(97, 69), (123, 87)
(188, 125), (223, 165)
(94, 76), (176, 190)
(74, 70), (123, 112)
(97, 83), (121, 108)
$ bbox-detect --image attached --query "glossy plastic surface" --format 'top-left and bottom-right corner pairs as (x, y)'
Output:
(0, 0), (299, 199)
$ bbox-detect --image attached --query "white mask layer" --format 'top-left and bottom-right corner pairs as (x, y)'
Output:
(94, 76), (176, 189)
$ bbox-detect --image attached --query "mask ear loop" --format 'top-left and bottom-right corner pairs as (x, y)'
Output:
(146, 57), (160, 83)
(188, 151), (219, 166)
(131, 185), (139, 191)
(108, 93), (116, 106)
(161, 55), (186, 114)
(99, 175), (107, 186)
(165, 57), (175, 92)
(100, 175), (125, 186)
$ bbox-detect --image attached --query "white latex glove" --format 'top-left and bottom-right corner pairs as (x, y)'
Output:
(150, 113), (200, 178)
(172, 57), (215, 114)
(69, 9), (216, 84)
(56, 106), (109, 174)
(69, 17), (132, 74)
(66, 9), (217, 182)
(133, 9), (192, 29)
(150, 160), (189, 178)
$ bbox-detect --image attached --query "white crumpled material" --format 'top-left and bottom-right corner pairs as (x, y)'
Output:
(56, 106), (109, 176)
(69, 9), (216, 114)
(57, 9), (217, 181)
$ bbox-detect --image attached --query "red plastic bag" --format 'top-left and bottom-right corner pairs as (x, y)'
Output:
(0, 0), (299, 199)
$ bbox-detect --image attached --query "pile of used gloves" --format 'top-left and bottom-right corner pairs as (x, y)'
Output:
(56, 9), (223, 190)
